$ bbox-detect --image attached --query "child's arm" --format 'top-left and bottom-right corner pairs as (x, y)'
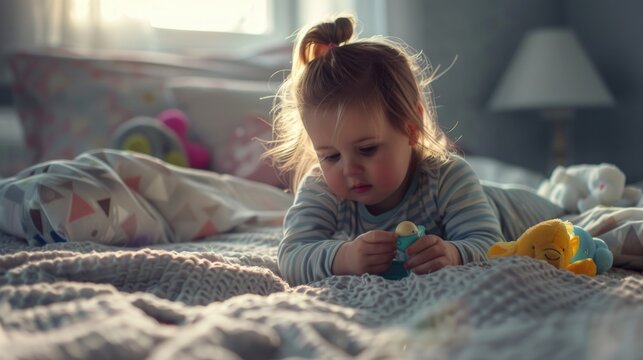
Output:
(434, 156), (504, 264)
(277, 173), (347, 285)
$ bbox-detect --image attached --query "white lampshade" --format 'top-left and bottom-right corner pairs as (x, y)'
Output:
(489, 28), (615, 111)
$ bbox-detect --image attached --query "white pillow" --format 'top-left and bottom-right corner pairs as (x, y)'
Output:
(166, 76), (276, 166)
(465, 156), (545, 189)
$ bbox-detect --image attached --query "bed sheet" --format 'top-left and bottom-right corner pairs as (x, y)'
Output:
(1, 222), (642, 360)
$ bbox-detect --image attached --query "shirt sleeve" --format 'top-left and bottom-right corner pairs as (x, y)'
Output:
(435, 156), (504, 263)
(278, 172), (346, 285)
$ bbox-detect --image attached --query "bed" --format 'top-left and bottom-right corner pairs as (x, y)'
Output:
(2, 49), (643, 360)
(0, 150), (642, 360)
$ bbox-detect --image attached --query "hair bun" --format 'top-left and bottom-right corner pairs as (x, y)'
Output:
(331, 17), (355, 45)
(298, 16), (356, 64)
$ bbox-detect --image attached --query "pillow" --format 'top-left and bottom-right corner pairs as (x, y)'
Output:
(166, 77), (285, 186)
(216, 115), (286, 188)
(8, 48), (217, 166)
(465, 155), (546, 189)
(0, 107), (28, 177)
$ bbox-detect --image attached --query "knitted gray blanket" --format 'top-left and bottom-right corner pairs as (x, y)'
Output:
(1, 227), (642, 360)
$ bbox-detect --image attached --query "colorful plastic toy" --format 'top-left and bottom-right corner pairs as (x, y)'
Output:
(381, 221), (425, 280)
(112, 109), (210, 169)
(158, 109), (210, 169)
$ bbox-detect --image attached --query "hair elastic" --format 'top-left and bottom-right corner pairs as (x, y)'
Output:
(315, 42), (338, 58)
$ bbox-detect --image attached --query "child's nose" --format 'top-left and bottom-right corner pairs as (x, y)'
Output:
(342, 157), (362, 176)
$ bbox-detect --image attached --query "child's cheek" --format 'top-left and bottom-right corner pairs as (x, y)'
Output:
(373, 164), (400, 187)
(323, 169), (348, 196)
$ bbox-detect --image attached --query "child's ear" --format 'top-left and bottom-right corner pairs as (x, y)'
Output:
(406, 103), (424, 146)
(407, 122), (418, 146)
(416, 103), (424, 117)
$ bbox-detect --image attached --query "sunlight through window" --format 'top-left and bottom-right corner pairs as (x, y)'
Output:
(99, 0), (272, 34)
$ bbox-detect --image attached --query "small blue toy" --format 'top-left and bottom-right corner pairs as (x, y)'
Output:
(381, 221), (425, 280)
(572, 225), (613, 275)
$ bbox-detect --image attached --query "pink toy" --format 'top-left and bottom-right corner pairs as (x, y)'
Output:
(158, 109), (211, 169)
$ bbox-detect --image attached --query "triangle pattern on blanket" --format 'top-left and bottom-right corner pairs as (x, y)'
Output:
(29, 209), (43, 235)
(38, 184), (63, 204)
(4, 185), (25, 203)
(144, 176), (169, 202)
(123, 176), (142, 192)
(69, 193), (95, 223)
(97, 198), (111, 216)
(121, 213), (137, 238)
(193, 220), (218, 239)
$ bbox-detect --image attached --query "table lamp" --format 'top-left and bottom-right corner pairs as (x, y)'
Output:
(488, 27), (614, 166)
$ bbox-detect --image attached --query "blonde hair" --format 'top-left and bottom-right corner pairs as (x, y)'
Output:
(265, 15), (453, 191)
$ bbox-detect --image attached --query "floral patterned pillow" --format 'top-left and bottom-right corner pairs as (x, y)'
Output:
(8, 49), (211, 166)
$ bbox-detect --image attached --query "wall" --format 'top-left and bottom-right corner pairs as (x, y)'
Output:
(386, 0), (643, 182)
(566, 0), (643, 182)
(2, 0), (642, 181)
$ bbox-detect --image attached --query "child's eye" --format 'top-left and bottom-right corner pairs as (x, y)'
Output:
(322, 153), (340, 162)
(359, 145), (378, 156)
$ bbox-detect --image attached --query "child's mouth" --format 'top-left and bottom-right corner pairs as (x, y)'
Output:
(351, 184), (372, 193)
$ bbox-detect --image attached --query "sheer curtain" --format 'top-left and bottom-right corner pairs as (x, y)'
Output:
(0, 0), (387, 82)
(2, 0), (154, 51)
(2, 0), (289, 54)
(0, 0), (159, 86)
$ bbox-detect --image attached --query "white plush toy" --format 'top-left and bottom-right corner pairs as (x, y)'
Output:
(537, 163), (642, 213)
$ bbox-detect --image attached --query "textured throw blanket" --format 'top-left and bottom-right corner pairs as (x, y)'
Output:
(1, 228), (642, 360)
(2, 150), (643, 359)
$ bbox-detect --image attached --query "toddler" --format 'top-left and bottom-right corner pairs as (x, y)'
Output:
(267, 16), (563, 285)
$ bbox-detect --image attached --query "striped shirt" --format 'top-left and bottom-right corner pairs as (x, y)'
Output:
(280, 155), (554, 285)
(278, 155), (565, 285)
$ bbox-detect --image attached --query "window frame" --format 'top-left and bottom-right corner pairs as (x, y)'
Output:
(147, 0), (297, 56)
(146, 0), (387, 57)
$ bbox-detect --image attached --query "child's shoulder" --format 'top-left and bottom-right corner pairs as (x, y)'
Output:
(418, 154), (472, 176)
(298, 166), (331, 192)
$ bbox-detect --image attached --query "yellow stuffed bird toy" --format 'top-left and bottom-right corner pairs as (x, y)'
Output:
(487, 219), (597, 276)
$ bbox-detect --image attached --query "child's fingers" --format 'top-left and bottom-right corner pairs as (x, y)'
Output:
(362, 230), (396, 244)
(409, 256), (450, 275)
(366, 253), (396, 268)
(363, 242), (397, 255)
(406, 234), (441, 256)
(404, 246), (442, 269)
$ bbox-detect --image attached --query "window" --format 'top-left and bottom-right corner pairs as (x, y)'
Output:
(123, 0), (273, 34)
(12, 0), (387, 57)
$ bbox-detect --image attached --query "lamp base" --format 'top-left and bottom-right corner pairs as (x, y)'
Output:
(551, 118), (567, 166)
(542, 109), (574, 168)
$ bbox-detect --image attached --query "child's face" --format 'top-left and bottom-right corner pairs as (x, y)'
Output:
(304, 106), (415, 215)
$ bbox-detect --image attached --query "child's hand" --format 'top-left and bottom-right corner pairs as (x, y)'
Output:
(404, 235), (462, 274)
(332, 230), (397, 276)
